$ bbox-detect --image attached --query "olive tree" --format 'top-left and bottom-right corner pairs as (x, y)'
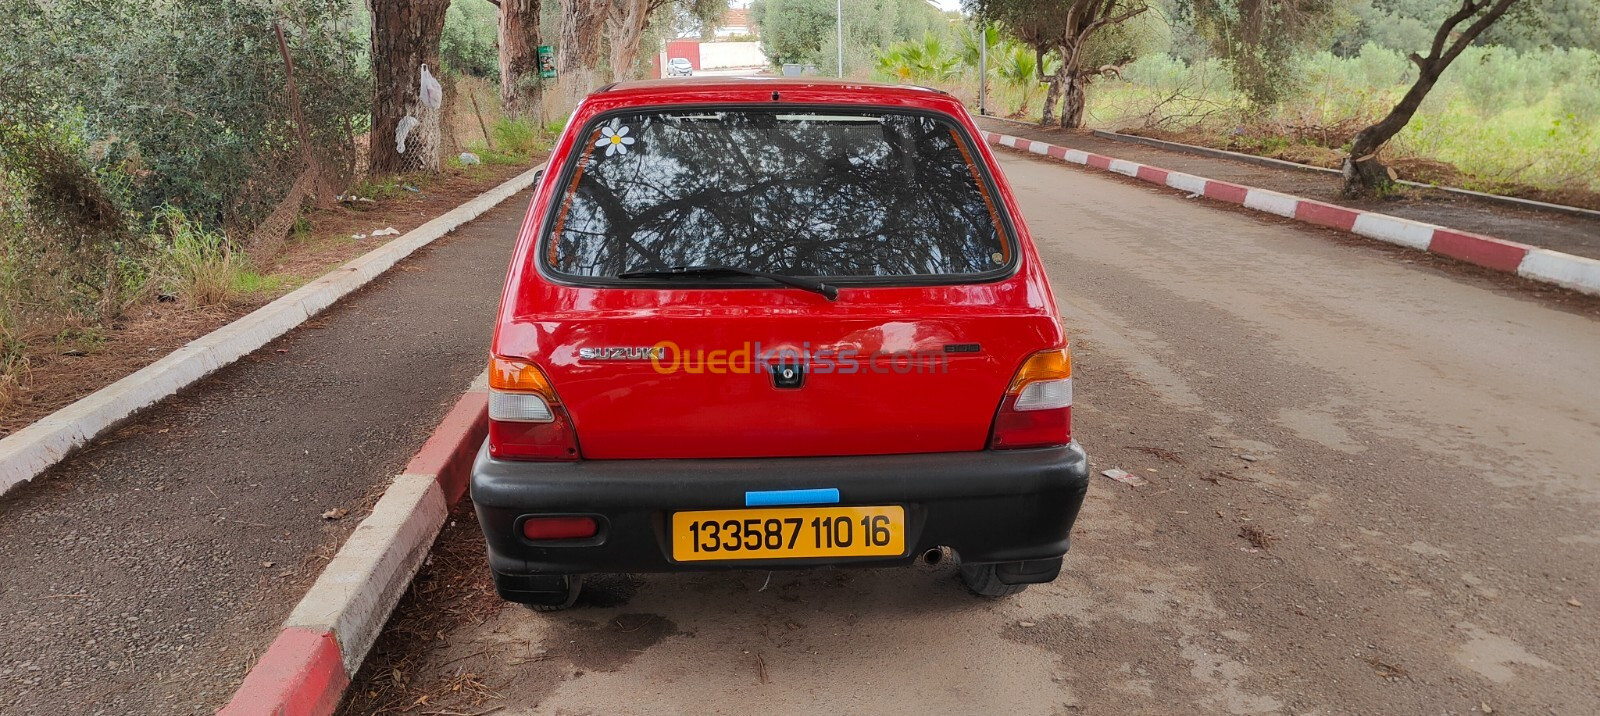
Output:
(1343, 0), (1524, 195)
(968, 0), (1151, 128)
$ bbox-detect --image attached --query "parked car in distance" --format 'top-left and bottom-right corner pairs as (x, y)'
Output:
(666, 57), (693, 76)
(473, 77), (1090, 609)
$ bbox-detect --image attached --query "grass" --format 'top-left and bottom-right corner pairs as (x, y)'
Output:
(947, 46), (1600, 201)
(490, 116), (542, 157)
(0, 322), (24, 413)
(349, 176), (411, 201)
(452, 116), (560, 170)
(151, 206), (252, 307)
(2, 202), (41, 410)
(52, 326), (107, 353)
(230, 271), (291, 298)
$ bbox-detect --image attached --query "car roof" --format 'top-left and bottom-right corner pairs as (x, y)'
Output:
(601, 76), (950, 101)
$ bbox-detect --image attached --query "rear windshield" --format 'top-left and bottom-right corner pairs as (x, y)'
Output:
(543, 108), (1013, 280)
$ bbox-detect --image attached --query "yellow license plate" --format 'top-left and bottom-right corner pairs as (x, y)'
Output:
(671, 506), (905, 562)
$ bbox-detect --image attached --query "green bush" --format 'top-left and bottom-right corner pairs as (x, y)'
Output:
(0, 0), (368, 376)
(8, 0), (366, 235)
(491, 117), (544, 159)
(442, 1), (500, 77)
(149, 207), (239, 307)
(1556, 50), (1600, 126)
(876, 33), (961, 83)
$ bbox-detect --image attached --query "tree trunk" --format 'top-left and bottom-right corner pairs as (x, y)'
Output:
(557, 0), (610, 112)
(1040, 59), (1068, 126)
(1343, 65), (1442, 196)
(1342, 0), (1523, 196)
(499, 0), (544, 118)
(438, 70), (461, 157)
(607, 0), (653, 83)
(1059, 73), (1088, 129)
(369, 0), (451, 175)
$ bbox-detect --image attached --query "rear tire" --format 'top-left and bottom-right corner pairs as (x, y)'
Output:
(521, 574), (584, 612)
(960, 564), (1028, 598)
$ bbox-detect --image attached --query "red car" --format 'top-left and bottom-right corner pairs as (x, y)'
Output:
(473, 78), (1089, 609)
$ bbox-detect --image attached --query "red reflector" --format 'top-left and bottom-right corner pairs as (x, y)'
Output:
(522, 516), (598, 540)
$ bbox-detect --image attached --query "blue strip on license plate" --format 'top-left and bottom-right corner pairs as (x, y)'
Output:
(744, 488), (840, 507)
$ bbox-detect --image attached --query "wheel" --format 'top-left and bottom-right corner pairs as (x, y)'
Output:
(521, 574), (584, 612)
(959, 563), (1028, 598)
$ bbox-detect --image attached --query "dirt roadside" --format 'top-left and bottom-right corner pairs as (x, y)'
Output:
(0, 162), (531, 438)
(975, 116), (1600, 262)
(339, 153), (1599, 715)
(0, 187), (532, 715)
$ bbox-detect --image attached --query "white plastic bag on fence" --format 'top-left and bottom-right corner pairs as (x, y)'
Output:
(395, 116), (419, 154)
(420, 64), (443, 110)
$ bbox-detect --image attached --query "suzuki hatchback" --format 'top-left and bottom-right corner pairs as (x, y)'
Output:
(473, 78), (1089, 609)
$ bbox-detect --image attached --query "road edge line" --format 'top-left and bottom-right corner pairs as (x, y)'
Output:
(218, 384), (488, 716)
(0, 164), (543, 497)
(978, 130), (1600, 298)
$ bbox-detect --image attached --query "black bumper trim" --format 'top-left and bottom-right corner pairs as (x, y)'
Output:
(472, 442), (1090, 578)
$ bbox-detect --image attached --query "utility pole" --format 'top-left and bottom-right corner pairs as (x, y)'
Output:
(978, 24), (988, 115)
(836, 0), (844, 78)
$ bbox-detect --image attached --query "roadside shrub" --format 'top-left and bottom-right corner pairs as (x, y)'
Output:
(1352, 43), (1411, 88)
(441, 0), (500, 77)
(1556, 50), (1600, 126)
(876, 33), (962, 84)
(15, 0), (366, 236)
(0, 118), (150, 319)
(0, 201), (29, 411)
(150, 207), (256, 307)
(1059, 45), (1600, 194)
(1085, 54), (1235, 131)
(491, 117), (544, 159)
(0, 0), (369, 394)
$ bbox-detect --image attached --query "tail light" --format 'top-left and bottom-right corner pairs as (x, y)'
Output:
(989, 347), (1072, 450)
(488, 357), (581, 461)
(522, 516), (599, 540)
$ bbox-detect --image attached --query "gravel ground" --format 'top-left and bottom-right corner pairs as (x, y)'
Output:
(976, 116), (1600, 261)
(0, 189), (532, 715)
(341, 153), (1599, 715)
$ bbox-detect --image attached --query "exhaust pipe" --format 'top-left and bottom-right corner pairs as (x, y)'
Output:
(922, 547), (944, 565)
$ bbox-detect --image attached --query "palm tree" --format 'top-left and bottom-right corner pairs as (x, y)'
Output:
(876, 32), (961, 84)
(957, 24), (1001, 75)
(995, 42), (1054, 118)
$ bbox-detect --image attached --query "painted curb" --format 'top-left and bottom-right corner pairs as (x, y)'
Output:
(217, 628), (348, 716)
(219, 384), (489, 716)
(0, 163), (543, 497)
(1082, 127), (1600, 221)
(979, 131), (1600, 298)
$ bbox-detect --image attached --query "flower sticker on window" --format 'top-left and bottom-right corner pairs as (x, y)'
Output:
(595, 120), (635, 157)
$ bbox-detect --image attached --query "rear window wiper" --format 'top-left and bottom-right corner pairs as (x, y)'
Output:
(616, 265), (839, 301)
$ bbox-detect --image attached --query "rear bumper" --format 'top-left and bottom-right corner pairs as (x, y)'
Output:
(471, 442), (1090, 586)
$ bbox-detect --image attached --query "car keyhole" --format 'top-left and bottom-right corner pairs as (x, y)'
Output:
(772, 362), (805, 389)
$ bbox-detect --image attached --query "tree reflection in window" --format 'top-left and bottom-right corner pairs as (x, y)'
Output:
(548, 110), (1011, 279)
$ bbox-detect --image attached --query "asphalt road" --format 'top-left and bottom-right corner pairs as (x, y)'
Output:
(347, 151), (1600, 715)
(0, 190), (532, 714)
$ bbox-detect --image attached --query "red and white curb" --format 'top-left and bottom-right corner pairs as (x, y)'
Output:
(0, 164), (543, 497)
(980, 131), (1600, 298)
(217, 382), (488, 715)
